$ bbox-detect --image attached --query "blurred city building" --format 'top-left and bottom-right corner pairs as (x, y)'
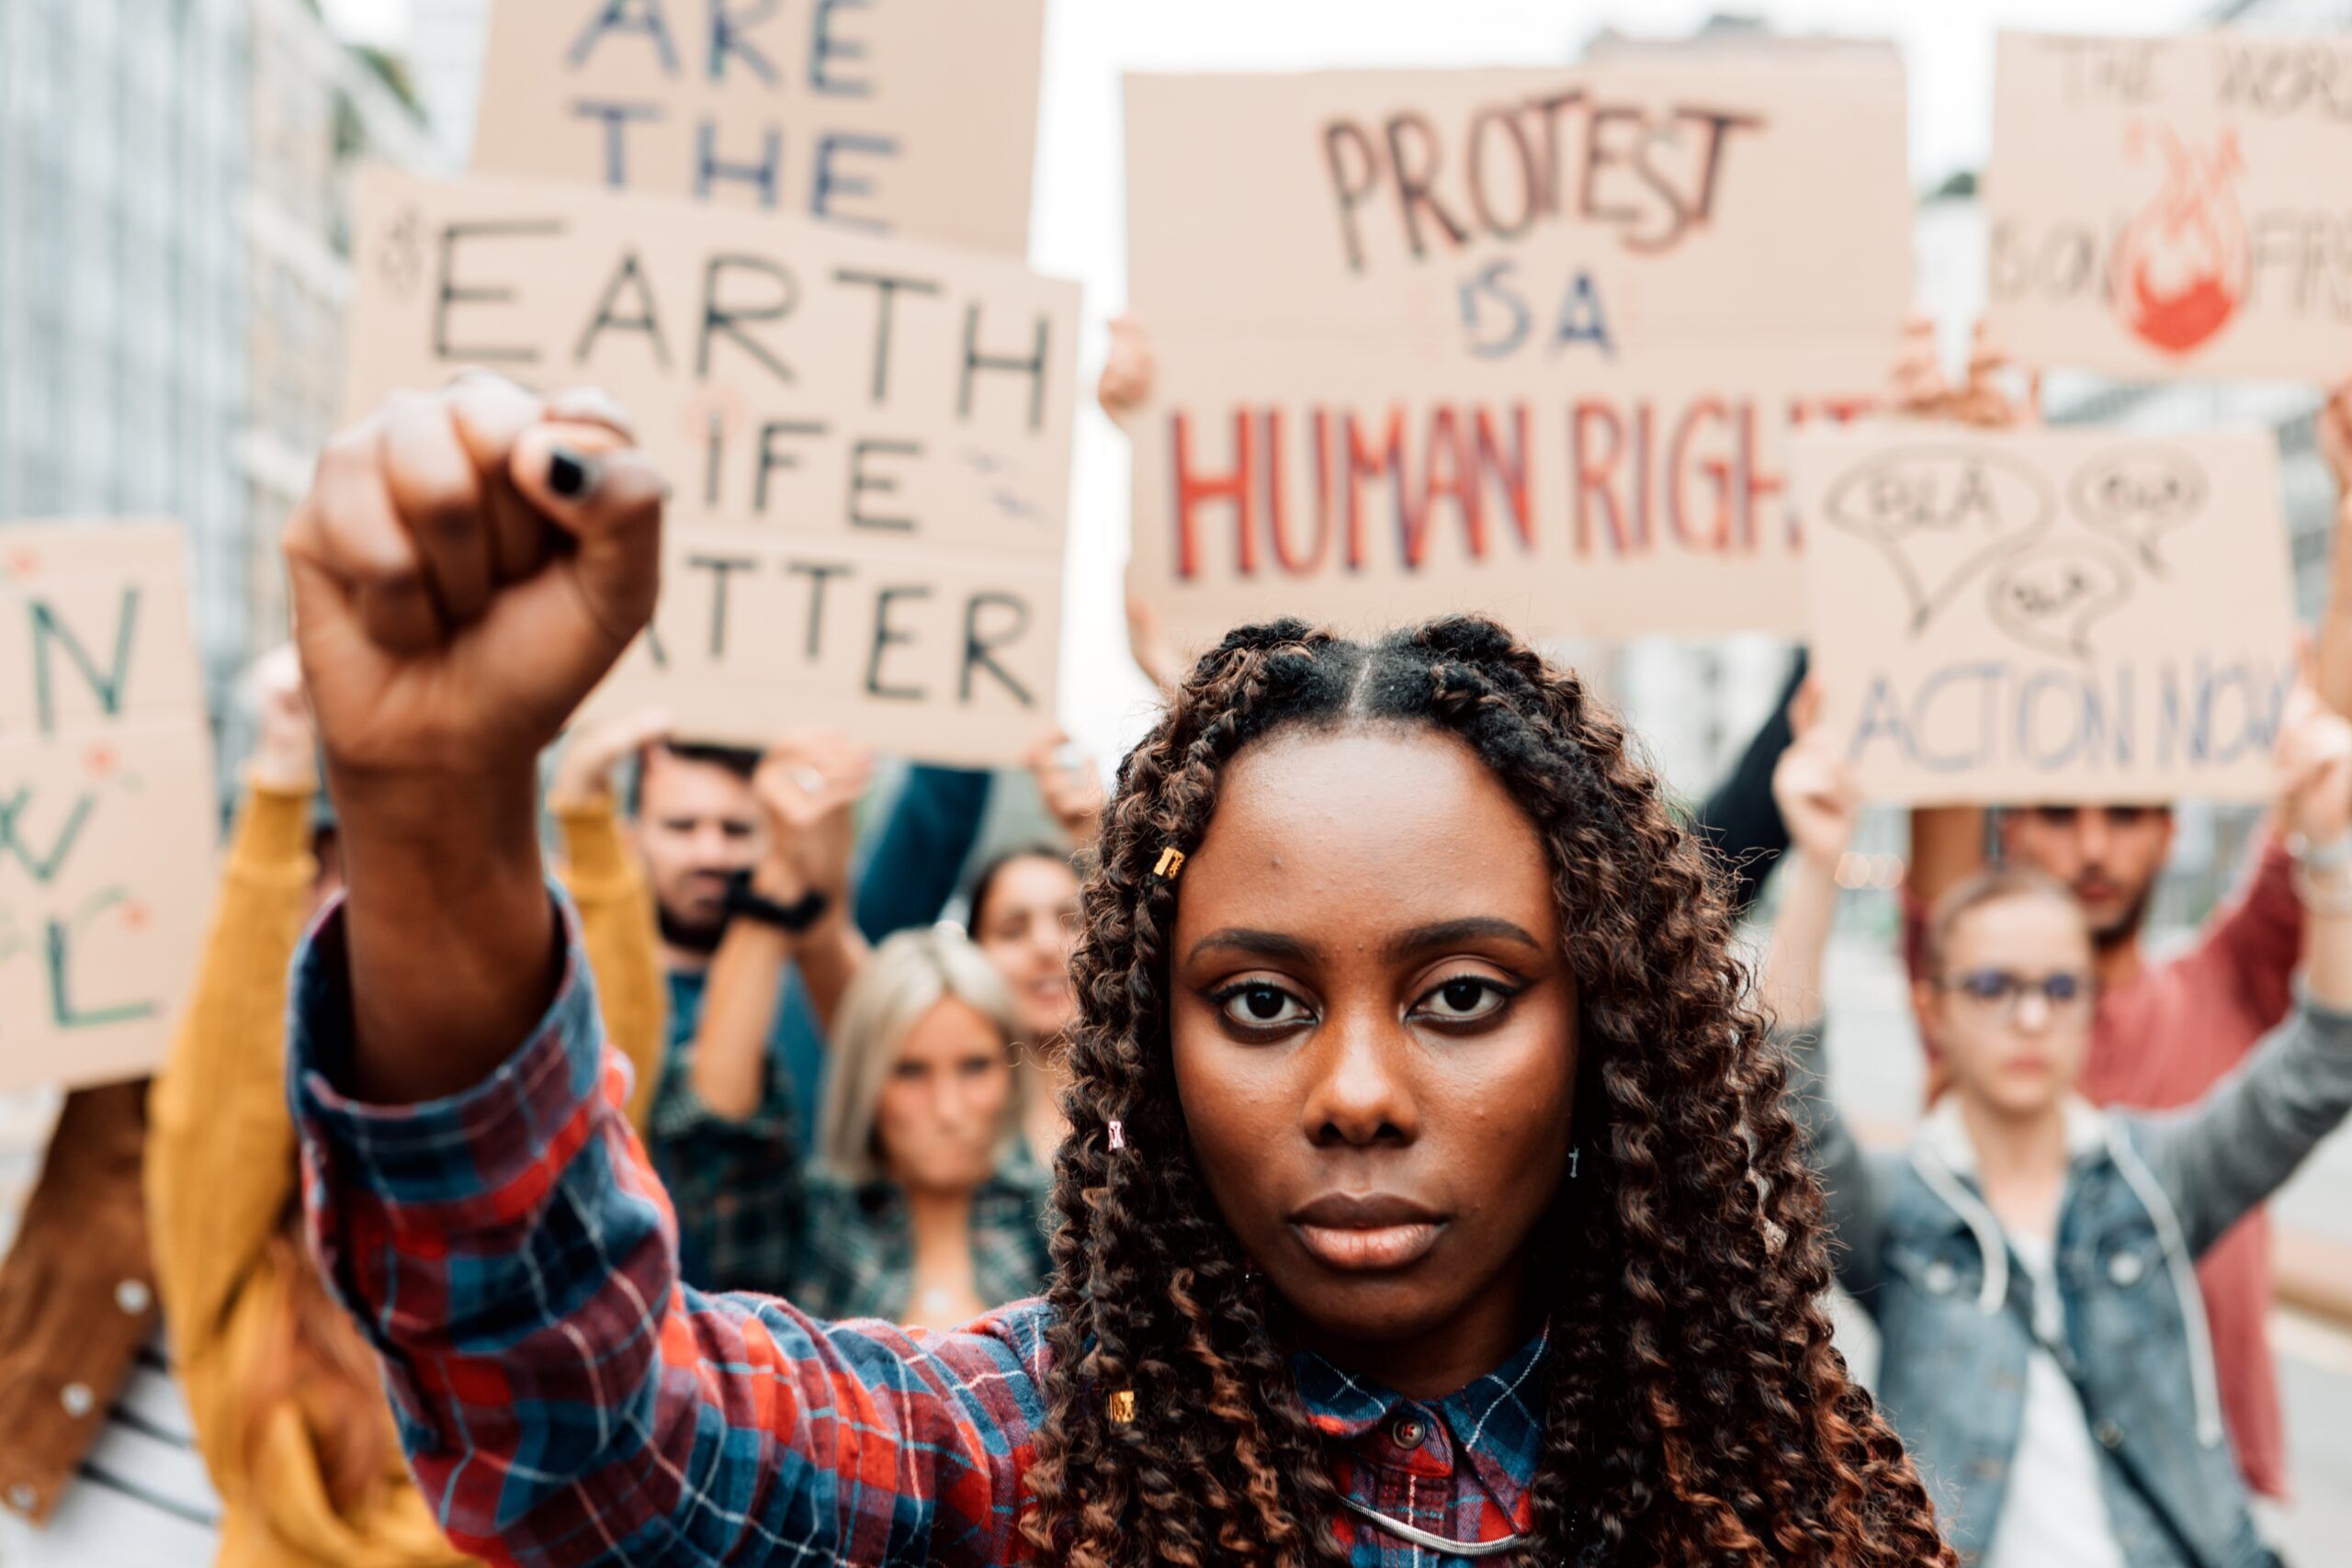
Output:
(0, 0), (442, 787)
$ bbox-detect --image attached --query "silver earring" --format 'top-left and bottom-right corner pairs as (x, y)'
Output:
(1568, 1145), (1581, 1179)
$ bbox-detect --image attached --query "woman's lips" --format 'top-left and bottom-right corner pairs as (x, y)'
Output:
(1288, 1193), (1448, 1272)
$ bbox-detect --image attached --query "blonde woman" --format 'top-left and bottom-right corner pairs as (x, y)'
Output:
(793, 929), (1051, 1329)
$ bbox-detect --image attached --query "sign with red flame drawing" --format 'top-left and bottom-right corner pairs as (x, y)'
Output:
(0, 521), (218, 1092)
(1987, 31), (2352, 380)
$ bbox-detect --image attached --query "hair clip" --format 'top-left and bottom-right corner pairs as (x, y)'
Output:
(1153, 847), (1186, 879)
(1108, 1119), (1127, 1152)
(1108, 1389), (1136, 1425)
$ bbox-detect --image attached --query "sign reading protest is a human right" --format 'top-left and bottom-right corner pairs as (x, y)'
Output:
(343, 168), (1078, 767)
(0, 521), (218, 1094)
(1796, 424), (2296, 804)
(470, 0), (1046, 254)
(1125, 57), (1914, 650)
(1986, 31), (2352, 380)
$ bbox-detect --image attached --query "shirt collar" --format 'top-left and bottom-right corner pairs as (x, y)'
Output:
(1290, 1322), (1552, 1499)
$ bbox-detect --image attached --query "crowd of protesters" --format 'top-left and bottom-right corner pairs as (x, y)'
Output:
(0, 316), (2348, 1567)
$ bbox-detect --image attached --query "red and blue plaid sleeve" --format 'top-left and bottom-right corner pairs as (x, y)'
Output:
(290, 887), (1054, 1565)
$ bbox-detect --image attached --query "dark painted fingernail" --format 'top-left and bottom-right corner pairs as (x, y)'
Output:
(548, 446), (599, 500)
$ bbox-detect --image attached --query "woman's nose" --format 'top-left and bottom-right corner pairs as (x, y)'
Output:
(1302, 1011), (1418, 1146)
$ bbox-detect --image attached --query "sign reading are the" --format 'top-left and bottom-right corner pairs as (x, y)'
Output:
(344, 168), (1079, 764)
(0, 520), (218, 1094)
(1124, 58), (1915, 650)
(470, 0), (1046, 255)
(1986, 30), (2352, 380)
(1798, 423), (2297, 803)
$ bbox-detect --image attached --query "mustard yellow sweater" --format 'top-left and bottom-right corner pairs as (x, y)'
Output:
(144, 782), (664, 1567)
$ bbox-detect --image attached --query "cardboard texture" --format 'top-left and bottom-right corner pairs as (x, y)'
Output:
(1123, 59), (1915, 649)
(470, 0), (1046, 255)
(1796, 423), (2297, 804)
(343, 167), (1079, 765)
(0, 520), (219, 1093)
(1986, 30), (2352, 381)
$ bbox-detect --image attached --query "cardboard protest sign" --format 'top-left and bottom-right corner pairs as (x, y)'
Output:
(1124, 59), (1914, 649)
(470, 0), (1046, 255)
(343, 168), (1078, 765)
(1797, 424), (2296, 804)
(0, 521), (219, 1094)
(1985, 31), (2352, 381)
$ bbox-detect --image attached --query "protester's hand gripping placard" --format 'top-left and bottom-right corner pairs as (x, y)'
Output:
(470, 0), (1047, 255)
(0, 521), (218, 1093)
(1796, 423), (2297, 804)
(1124, 56), (1915, 650)
(1986, 30), (2352, 381)
(343, 169), (1079, 767)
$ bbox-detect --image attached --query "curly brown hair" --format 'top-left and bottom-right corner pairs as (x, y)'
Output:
(1016, 615), (1954, 1568)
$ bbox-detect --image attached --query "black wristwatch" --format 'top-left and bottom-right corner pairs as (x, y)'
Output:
(724, 872), (832, 933)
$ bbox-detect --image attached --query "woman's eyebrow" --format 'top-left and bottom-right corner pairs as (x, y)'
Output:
(1385, 917), (1544, 961)
(1184, 928), (1319, 966)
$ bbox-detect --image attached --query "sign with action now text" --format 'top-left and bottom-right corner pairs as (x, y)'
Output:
(1798, 423), (2296, 804)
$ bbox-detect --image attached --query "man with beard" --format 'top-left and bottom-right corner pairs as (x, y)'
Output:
(555, 724), (989, 1292)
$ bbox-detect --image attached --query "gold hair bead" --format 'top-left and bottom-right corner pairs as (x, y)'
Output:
(1153, 847), (1186, 879)
(1108, 1389), (1136, 1425)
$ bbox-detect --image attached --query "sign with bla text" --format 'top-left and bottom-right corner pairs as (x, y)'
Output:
(344, 168), (1079, 765)
(1124, 56), (1914, 650)
(470, 0), (1046, 254)
(1987, 30), (2352, 381)
(0, 521), (218, 1094)
(1797, 423), (2297, 804)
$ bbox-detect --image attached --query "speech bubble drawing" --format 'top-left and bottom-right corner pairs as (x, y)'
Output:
(1985, 537), (2136, 662)
(2069, 445), (2207, 576)
(1822, 445), (2057, 634)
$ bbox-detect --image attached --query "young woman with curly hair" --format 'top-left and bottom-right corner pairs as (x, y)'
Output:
(279, 378), (1955, 1566)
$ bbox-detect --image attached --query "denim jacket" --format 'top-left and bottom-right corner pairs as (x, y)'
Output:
(1781, 998), (2352, 1568)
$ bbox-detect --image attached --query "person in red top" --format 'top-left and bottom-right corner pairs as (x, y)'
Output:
(1901, 341), (2352, 1501)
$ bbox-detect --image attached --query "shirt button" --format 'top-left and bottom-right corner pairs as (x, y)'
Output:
(2107, 1252), (2145, 1287)
(60, 1382), (94, 1418)
(1923, 1261), (1959, 1295)
(1389, 1414), (1427, 1450)
(115, 1279), (151, 1314)
(2096, 1420), (2125, 1450)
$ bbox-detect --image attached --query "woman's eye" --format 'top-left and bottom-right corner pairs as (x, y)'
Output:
(1216, 982), (1312, 1031)
(1414, 976), (1511, 1024)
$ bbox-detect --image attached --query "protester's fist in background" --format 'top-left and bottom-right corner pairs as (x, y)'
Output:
(245, 645), (319, 794)
(283, 373), (665, 786)
(2278, 677), (2352, 852)
(548, 705), (674, 810)
(1024, 728), (1107, 847)
(751, 731), (875, 907)
(1771, 679), (1861, 870)
(1097, 315), (1156, 423)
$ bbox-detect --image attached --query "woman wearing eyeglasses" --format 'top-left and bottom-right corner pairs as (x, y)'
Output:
(1760, 679), (2352, 1568)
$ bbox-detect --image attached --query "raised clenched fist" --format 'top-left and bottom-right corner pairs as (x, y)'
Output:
(283, 372), (666, 787)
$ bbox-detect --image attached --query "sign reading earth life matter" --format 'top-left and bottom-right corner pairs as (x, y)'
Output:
(1986, 30), (2352, 379)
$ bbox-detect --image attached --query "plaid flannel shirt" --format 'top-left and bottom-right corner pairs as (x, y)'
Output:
(293, 889), (1551, 1565)
(648, 966), (807, 1295)
(792, 1162), (1053, 1324)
